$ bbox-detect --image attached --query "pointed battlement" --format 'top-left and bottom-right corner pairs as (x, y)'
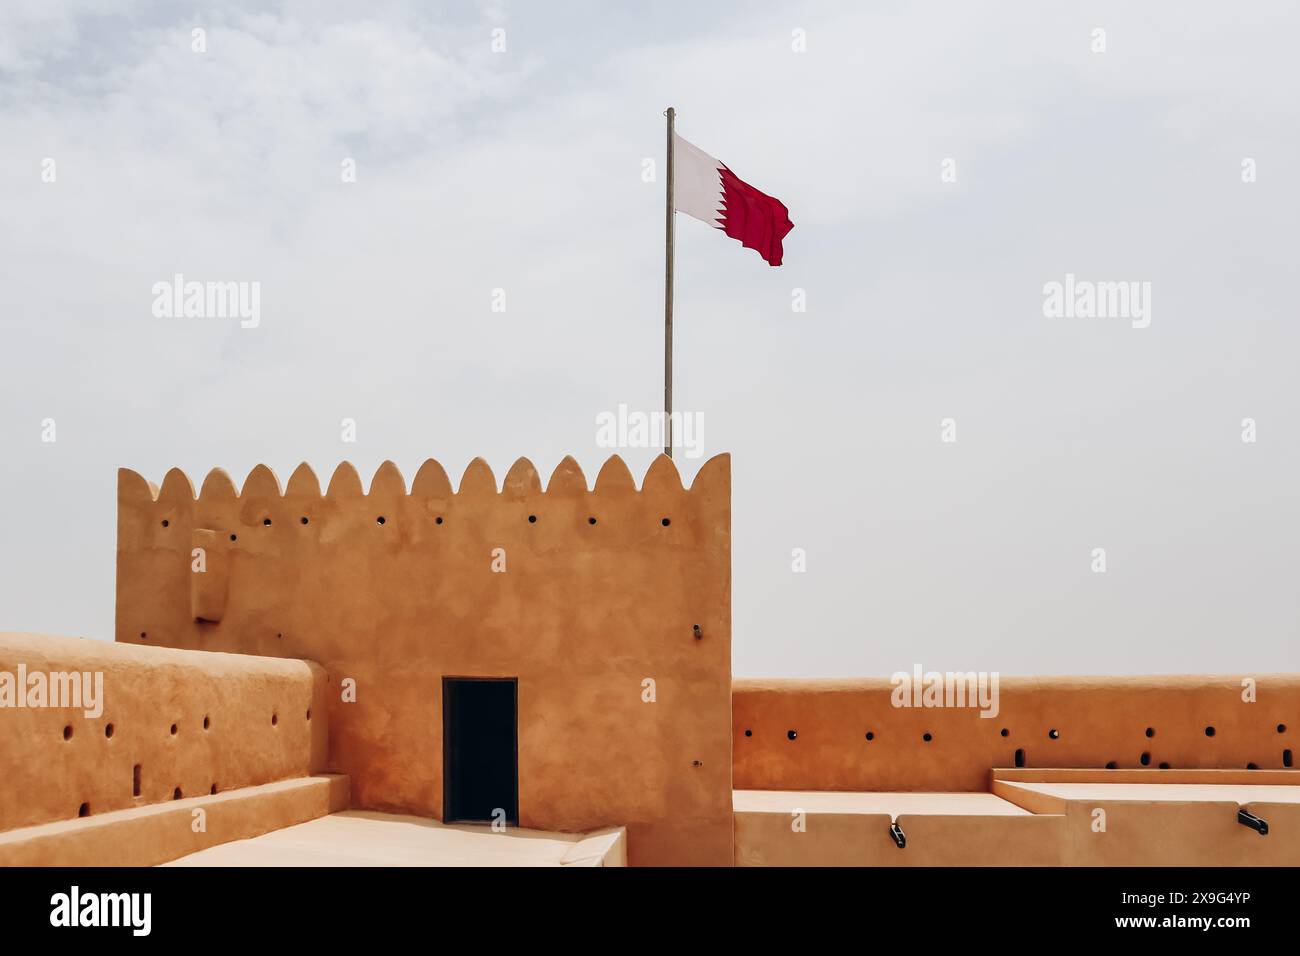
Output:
(117, 454), (730, 503)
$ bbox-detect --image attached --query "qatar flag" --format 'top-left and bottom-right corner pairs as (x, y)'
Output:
(672, 132), (794, 266)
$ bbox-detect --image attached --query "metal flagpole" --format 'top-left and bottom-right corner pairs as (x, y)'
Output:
(663, 106), (675, 458)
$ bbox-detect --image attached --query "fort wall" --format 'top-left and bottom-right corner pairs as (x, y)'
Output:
(114, 454), (733, 866)
(734, 675), (1298, 791)
(0, 632), (327, 832)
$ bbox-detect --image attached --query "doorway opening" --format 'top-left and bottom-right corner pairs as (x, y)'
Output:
(442, 677), (518, 825)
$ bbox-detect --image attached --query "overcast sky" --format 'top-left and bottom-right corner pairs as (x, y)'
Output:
(1, 0), (1296, 677)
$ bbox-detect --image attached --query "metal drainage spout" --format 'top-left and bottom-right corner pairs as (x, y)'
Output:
(1237, 808), (1268, 836)
(890, 822), (906, 848)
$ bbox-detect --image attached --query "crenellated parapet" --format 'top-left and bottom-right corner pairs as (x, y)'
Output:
(118, 454), (730, 621)
(117, 453), (729, 505)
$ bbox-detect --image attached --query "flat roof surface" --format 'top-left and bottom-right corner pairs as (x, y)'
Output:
(166, 811), (611, 867)
(733, 790), (1031, 816)
(1001, 782), (1300, 804)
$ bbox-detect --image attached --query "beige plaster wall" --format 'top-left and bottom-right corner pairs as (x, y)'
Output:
(991, 778), (1300, 866)
(734, 675), (1298, 791)
(0, 632), (328, 832)
(734, 808), (1067, 866)
(115, 454), (733, 866)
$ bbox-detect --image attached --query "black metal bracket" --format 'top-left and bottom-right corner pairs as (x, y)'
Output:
(890, 822), (906, 848)
(1238, 808), (1268, 836)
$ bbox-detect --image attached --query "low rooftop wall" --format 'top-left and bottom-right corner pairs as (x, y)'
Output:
(734, 675), (1298, 791)
(0, 632), (329, 832)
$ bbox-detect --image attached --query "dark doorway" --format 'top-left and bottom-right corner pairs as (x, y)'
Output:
(442, 677), (518, 825)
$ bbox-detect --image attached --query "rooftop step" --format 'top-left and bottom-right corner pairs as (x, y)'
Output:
(0, 774), (348, 866)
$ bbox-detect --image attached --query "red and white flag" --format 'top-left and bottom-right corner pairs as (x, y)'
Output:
(673, 132), (794, 266)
